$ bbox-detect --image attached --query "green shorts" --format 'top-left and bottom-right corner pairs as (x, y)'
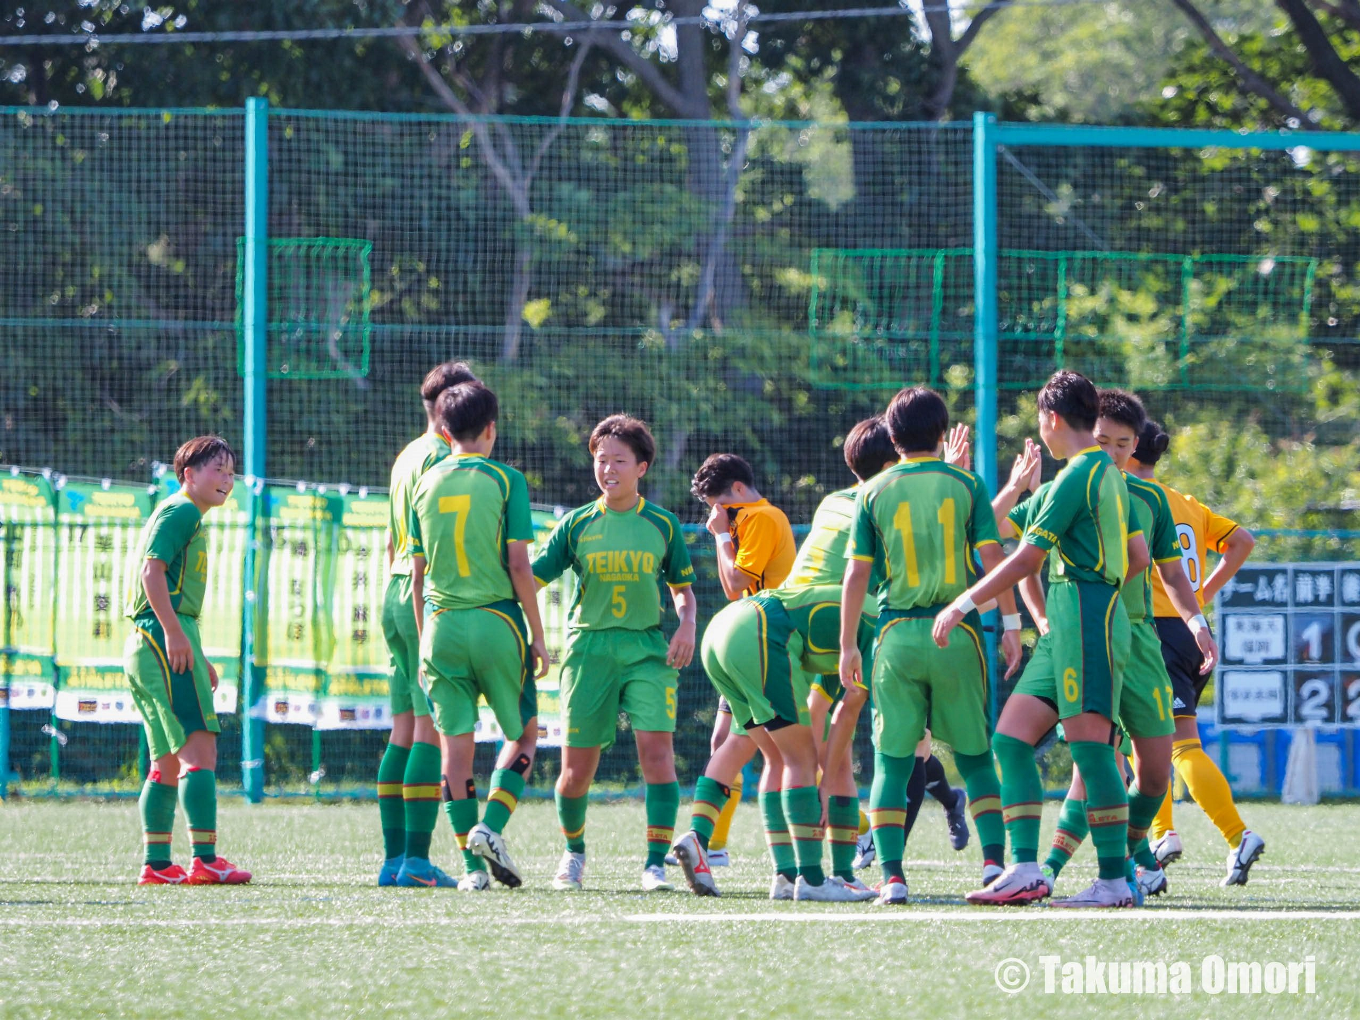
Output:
(806, 613), (876, 707)
(1012, 581), (1130, 721)
(1118, 620), (1176, 740)
(123, 614), (219, 760)
(701, 597), (812, 732)
(381, 574), (429, 718)
(560, 628), (678, 748)
(420, 599), (536, 740)
(871, 606), (989, 758)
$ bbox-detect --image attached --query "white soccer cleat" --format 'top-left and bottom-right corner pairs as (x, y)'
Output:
(1222, 830), (1265, 887)
(458, 869), (491, 892)
(769, 873), (795, 901)
(875, 877), (909, 905)
(794, 875), (873, 902)
(964, 861), (1051, 906)
(1051, 877), (1134, 908)
(852, 832), (876, 870)
(832, 881), (875, 903)
(467, 822), (523, 888)
(983, 863), (1005, 886)
(1135, 864), (1169, 898)
(552, 850), (585, 891)
(641, 864), (674, 892)
(670, 831), (719, 897)
(1151, 830), (1183, 867)
(664, 853), (679, 866)
(707, 848), (730, 867)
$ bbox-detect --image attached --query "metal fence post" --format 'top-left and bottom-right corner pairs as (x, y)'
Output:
(973, 112), (1001, 726)
(241, 97), (269, 803)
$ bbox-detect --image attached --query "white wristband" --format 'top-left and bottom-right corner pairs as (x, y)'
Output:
(1002, 614), (1022, 632)
(715, 532), (733, 547)
(1188, 613), (1209, 635)
(956, 595), (976, 615)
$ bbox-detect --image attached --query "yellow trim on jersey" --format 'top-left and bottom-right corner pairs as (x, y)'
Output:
(1153, 555), (1181, 564)
(900, 455), (939, 463)
(849, 553), (875, 562)
(974, 538), (1000, 548)
(1075, 445), (1102, 456)
(135, 625), (174, 705)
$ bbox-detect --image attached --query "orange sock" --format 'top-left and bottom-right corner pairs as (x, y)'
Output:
(1172, 737), (1247, 847)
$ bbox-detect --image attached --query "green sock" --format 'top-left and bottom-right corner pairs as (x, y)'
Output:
(377, 742), (410, 861)
(691, 777), (729, 849)
(1126, 781), (1164, 871)
(179, 768), (218, 862)
(483, 767), (525, 834)
(1043, 796), (1088, 877)
(140, 776), (178, 869)
(1068, 741), (1129, 881)
(954, 750), (1006, 868)
(782, 786), (825, 885)
(992, 732), (1042, 864)
(760, 789), (797, 881)
(402, 741), (442, 861)
(556, 790), (588, 853)
(444, 796), (486, 873)
(827, 795), (860, 881)
(869, 750), (914, 882)
(645, 781), (680, 869)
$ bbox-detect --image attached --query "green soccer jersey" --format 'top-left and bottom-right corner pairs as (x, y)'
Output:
(388, 432), (450, 577)
(409, 453), (534, 610)
(760, 583), (859, 676)
(786, 486), (885, 616)
(1007, 480), (1061, 579)
(1125, 472), (1180, 621)
(848, 456), (1001, 611)
(124, 494), (207, 621)
(1022, 446), (1130, 588)
(531, 496), (695, 632)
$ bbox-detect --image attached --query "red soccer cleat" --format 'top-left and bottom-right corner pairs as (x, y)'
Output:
(187, 856), (253, 885)
(138, 863), (189, 885)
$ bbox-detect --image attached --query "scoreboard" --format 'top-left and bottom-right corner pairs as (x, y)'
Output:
(1214, 563), (1360, 727)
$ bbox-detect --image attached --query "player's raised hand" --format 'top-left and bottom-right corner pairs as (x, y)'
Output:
(667, 619), (696, 669)
(1008, 438), (1042, 494)
(1001, 629), (1023, 679)
(705, 501), (731, 538)
(932, 605), (963, 648)
(529, 637), (550, 680)
(943, 423), (971, 469)
(1195, 629), (1220, 675)
(166, 624), (194, 674)
(839, 645), (862, 691)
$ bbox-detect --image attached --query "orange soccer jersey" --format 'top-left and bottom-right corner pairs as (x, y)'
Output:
(725, 498), (796, 598)
(1149, 480), (1241, 617)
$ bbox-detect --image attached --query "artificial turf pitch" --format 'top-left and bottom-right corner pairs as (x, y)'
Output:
(1, 798), (1355, 1019)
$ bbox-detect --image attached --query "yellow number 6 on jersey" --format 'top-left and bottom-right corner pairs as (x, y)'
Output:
(1062, 667), (1079, 703)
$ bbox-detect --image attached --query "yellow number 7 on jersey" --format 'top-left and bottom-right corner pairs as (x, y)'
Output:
(437, 494), (472, 577)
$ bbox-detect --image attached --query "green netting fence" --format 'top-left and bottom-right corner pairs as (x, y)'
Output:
(2, 105), (1357, 798)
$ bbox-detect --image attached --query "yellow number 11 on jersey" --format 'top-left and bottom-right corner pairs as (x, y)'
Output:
(892, 498), (956, 587)
(437, 494), (472, 577)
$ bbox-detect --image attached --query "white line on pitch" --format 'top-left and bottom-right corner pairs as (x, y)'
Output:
(624, 910), (1360, 922)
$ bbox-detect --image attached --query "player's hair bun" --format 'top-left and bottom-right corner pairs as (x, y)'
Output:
(1135, 418), (1171, 464)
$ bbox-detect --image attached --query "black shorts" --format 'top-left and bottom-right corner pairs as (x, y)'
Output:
(1155, 616), (1209, 716)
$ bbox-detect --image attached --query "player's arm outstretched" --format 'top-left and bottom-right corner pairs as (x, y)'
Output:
(992, 438), (1042, 536)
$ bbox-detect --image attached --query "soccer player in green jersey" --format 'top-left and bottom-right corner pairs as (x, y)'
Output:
(380, 361), (477, 889)
(935, 370), (1137, 908)
(124, 436), (251, 885)
(1030, 391), (1219, 901)
(532, 415), (698, 893)
(410, 382), (550, 891)
(672, 583), (878, 902)
(796, 418), (971, 877)
(841, 388), (1022, 906)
